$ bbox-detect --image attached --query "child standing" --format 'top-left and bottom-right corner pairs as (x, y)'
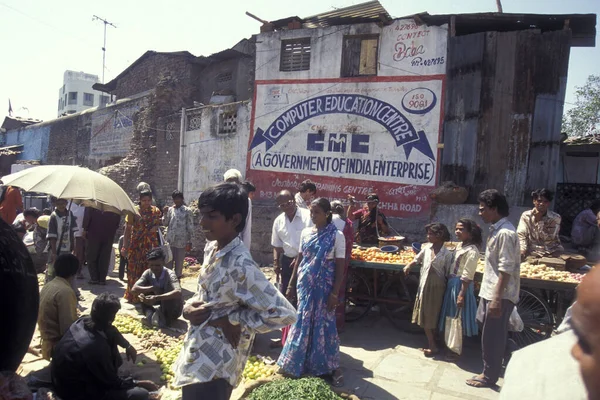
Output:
(438, 218), (482, 360)
(404, 223), (453, 357)
(173, 183), (297, 400)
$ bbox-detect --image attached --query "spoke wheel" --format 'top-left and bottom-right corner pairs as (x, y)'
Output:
(510, 289), (554, 350)
(344, 271), (374, 322)
(380, 275), (421, 333)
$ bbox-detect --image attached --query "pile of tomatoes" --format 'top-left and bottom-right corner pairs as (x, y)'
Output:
(351, 247), (415, 265)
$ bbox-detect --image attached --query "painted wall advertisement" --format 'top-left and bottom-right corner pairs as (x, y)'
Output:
(246, 19), (447, 218)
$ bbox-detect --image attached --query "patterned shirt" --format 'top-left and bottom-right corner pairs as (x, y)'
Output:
(163, 205), (194, 249)
(517, 209), (564, 256)
(173, 237), (297, 388)
(479, 218), (521, 304)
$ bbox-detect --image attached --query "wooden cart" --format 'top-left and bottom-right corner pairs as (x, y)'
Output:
(346, 260), (578, 348)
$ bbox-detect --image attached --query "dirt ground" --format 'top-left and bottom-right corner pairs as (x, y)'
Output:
(20, 261), (280, 400)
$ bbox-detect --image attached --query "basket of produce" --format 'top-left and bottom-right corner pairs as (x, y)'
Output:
(560, 253), (588, 272)
(378, 235), (405, 248)
(242, 376), (359, 400)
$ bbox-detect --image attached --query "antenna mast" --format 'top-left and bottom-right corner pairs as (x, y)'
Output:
(92, 15), (117, 84)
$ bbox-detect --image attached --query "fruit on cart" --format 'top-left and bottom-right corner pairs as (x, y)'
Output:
(351, 248), (414, 264)
(476, 260), (584, 284)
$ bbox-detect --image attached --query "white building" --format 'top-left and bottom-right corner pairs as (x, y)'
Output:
(57, 71), (109, 117)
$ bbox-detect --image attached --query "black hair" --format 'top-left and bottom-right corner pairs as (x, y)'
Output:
(140, 190), (153, 200)
(457, 218), (483, 248)
(172, 190), (184, 200)
(23, 208), (41, 219)
(425, 223), (451, 242)
(590, 200), (600, 215)
(478, 189), (510, 217)
(366, 193), (379, 202)
(311, 197), (333, 224)
(532, 188), (554, 202)
(299, 180), (317, 194)
(147, 247), (166, 261)
(54, 254), (79, 278)
(198, 183), (248, 233)
(242, 181), (256, 193)
(86, 292), (121, 332)
(330, 200), (345, 216)
(276, 190), (293, 201)
(42, 208), (52, 216)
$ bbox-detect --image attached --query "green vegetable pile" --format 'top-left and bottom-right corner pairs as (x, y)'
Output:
(247, 377), (342, 400)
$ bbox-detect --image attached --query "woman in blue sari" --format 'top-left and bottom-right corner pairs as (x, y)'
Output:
(438, 218), (481, 360)
(278, 198), (346, 386)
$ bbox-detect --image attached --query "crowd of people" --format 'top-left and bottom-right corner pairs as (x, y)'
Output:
(2, 173), (600, 400)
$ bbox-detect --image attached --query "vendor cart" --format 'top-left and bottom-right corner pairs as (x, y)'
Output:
(346, 259), (579, 349)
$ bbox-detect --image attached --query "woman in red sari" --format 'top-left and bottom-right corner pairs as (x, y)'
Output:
(331, 200), (353, 332)
(121, 191), (162, 303)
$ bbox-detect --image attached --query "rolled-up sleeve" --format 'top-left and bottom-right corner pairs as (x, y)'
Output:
(460, 249), (479, 281)
(516, 213), (529, 254)
(497, 230), (520, 274)
(228, 257), (297, 334)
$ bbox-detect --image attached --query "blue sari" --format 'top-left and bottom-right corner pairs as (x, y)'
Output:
(277, 223), (340, 377)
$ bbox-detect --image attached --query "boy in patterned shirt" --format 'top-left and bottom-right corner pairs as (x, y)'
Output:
(173, 183), (296, 400)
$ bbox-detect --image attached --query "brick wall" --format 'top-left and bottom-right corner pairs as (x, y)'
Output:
(113, 53), (195, 100)
(46, 113), (92, 166)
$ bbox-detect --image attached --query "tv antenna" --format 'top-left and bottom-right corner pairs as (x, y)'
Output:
(92, 15), (117, 84)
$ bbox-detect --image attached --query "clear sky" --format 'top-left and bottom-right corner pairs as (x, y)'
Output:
(0, 0), (598, 122)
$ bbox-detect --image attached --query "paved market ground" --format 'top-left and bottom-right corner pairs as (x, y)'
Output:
(23, 265), (501, 400)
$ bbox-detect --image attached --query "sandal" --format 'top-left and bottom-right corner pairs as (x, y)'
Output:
(466, 375), (494, 388)
(331, 371), (344, 387)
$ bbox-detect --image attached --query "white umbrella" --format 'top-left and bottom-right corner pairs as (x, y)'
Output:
(1, 165), (139, 216)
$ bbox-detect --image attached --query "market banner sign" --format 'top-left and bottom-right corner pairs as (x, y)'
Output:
(246, 18), (447, 218)
(246, 78), (443, 218)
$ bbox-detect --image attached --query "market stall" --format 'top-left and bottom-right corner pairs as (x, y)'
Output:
(347, 245), (585, 348)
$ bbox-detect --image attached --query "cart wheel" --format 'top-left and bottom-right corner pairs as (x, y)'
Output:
(380, 275), (421, 333)
(345, 271), (374, 322)
(510, 288), (554, 350)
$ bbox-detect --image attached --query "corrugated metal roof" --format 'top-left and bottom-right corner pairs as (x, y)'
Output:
(417, 12), (596, 47)
(301, 1), (391, 28)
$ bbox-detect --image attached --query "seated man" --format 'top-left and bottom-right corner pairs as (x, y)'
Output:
(51, 292), (157, 400)
(571, 200), (600, 251)
(37, 254), (78, 360)
(517, 188), (564, 259)
(12, 208), (41, 239)
(131, 248), (183, 328)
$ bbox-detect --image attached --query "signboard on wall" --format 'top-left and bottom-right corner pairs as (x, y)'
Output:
(246, 19), (447, 218)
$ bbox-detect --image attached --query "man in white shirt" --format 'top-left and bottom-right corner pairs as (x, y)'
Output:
(271, 190), (313, 294)
(294, 180), (317, 210)
(68, 201), (86, 279)
(467, 189), (520, 389)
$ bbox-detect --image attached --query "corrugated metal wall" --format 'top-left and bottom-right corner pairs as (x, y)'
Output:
(441, 29), (571, 206)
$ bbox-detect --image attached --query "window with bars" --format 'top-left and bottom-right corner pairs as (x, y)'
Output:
(341, 35), (379, 77)
(216, 71), (232, 83)
(219, 112), (237, 134)
(68, 92), (78, 105)
(280, 38), (311, 72)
